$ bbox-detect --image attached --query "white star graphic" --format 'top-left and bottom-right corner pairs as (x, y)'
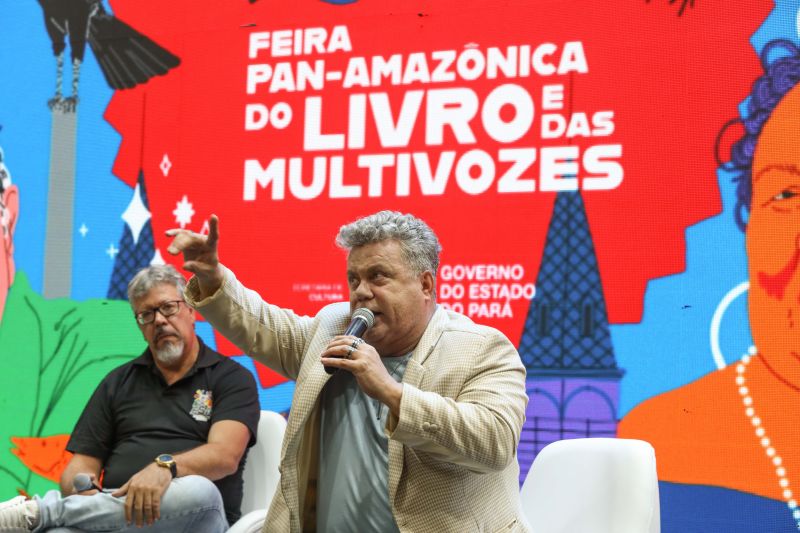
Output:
(78, 223), (89, 237)
(121, 183), (151, 245)
(160, 154), (173, 177)
(106, 243), (119, 259)
(173, 195), (195, 228)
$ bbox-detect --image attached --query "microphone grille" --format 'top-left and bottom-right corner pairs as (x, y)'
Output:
(73, 473), (92, 492)
(352, 308), (375, 328)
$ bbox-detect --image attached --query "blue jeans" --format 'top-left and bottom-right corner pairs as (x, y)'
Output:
(32, 475), (228, 533)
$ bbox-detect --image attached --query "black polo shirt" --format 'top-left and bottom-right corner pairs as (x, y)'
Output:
(67, 338), (260, 524)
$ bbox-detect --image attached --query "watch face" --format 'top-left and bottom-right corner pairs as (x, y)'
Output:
(155, 453), (177, 478)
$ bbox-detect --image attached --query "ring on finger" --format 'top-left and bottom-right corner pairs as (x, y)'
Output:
(346, 346), (354, 359)
(351, 338), (364, 349)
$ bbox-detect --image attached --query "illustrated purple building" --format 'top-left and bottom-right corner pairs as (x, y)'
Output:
(516, 190), (624, 484)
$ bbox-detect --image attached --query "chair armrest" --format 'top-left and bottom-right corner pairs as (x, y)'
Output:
(227, 509), (267, 533)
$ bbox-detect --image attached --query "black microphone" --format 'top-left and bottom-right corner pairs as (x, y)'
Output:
(73, 473), (102, 493)
(325, 308), (375, 375)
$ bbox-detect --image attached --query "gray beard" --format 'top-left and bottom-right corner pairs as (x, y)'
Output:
(154, 339), (184, 366)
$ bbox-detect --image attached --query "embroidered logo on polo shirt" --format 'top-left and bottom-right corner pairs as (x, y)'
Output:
(190, 389), (213, 421)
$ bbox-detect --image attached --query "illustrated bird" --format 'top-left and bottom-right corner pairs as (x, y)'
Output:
(37, 0), (181, 109)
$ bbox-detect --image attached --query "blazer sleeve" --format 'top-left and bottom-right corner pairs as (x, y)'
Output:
(185, 265), (314, 381)
(387, 327), (528, 473)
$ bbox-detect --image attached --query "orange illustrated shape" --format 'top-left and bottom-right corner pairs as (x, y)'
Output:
(11, 435), (72, 483)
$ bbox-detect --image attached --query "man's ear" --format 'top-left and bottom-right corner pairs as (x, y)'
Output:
(420, 271), (435, 299)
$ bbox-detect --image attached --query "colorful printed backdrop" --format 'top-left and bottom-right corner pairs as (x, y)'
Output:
(2, 0), (799, 530)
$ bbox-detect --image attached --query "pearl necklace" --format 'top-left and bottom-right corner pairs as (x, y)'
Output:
(736, 347), (800, 529)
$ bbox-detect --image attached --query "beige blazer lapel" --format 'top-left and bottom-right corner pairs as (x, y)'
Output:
(286, 305), (351, 433)
(411, 305), (450, 367)
(288, 362), (331, 431)
(280, 310), (348, 521)
(387, 305), (449, 504)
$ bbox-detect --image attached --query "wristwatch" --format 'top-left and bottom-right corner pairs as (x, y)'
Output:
(154, 454), (177, 478)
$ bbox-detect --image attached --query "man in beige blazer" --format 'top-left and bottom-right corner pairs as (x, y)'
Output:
(167, 210), (530, 532)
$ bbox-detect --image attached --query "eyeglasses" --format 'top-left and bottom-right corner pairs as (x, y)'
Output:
(135, 300), (185, 325)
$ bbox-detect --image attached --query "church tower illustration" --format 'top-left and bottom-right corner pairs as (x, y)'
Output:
(517, 190), (624, 483)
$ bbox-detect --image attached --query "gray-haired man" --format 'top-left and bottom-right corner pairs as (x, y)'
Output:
(167, 210), (530, 533)
(0, 265), (260, 532)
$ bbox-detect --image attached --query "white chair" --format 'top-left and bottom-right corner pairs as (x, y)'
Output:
(228, 410), (286, 533)
(520, 438), (660, 533)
